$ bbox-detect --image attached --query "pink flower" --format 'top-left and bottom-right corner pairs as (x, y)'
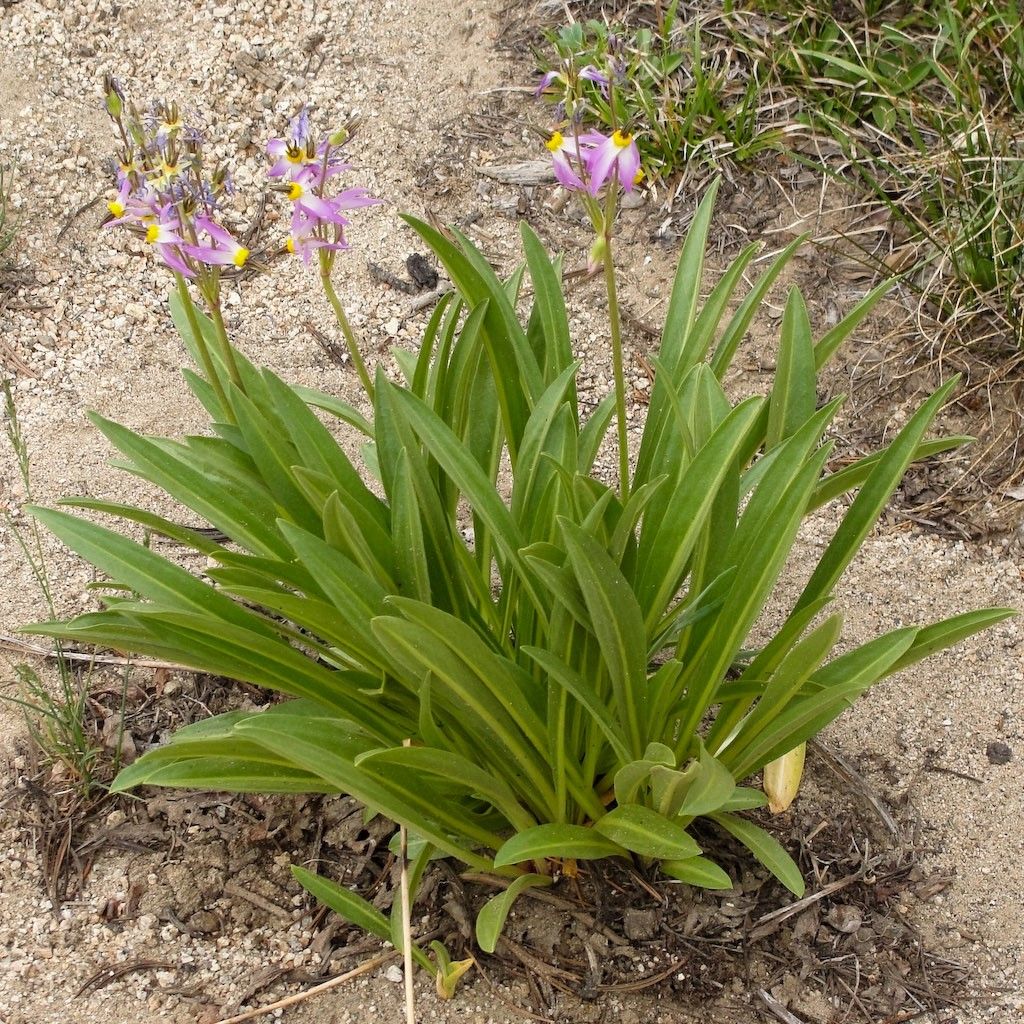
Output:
(544, 130), (592, 192)
(186, 216), (251, 269)
(142, 207), (193, 277)
(285, 222), (348, 264)
(584, 129), (642, 195)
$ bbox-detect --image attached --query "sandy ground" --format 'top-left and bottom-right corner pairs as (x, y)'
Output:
(0, 0), (1022, 1022)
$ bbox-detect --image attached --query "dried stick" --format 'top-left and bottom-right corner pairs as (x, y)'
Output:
(213, 951), (398, 1024)
(399, 737), (416, 1024)
(0, 633), (188, 672)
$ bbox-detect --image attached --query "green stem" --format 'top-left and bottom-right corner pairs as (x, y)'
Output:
(174, 273), (234, 422)
(319, 254), (375, 403)
(603, 231), (630, 502)
(208, 295), (245, 392)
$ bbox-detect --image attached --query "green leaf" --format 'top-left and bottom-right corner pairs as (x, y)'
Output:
(808, 436), (972, 511)
(709, 236), (803, 379)
(87, 414), (291, 558)
(356, 745), (535, 832)
(236, 710), (496, 867)
(403, 216), (539, 460)
(493, 824), (626, 867)
(813, 278), (892, 371)
(27, 507), (272, 635)
(676, 745), (736, 818)
(710, 812), (804, 896)
(716, 614), (843, 774)
(883, 608), (1016, 676)
(382, 383), (545, 614)
(475, 874), (552, 953)
(227, 383), (322, 533)
(391, 449), (432, 604)
(290, 385), (373, 437)
(578, 394), (616, 474)
(594, 804), (702, 860)
(796, 379), (958, 614)
(521, 645), (632, 764)
(658, 180), (721, 380)
(613, 759), (658, 807)
(661, 856), (733, 889)
(293, 866), (392, 939)
(57, 498), (226, 557)
(558, 519), (648, 758)
(635, 397), (764, 629)
(765, 288), (816, 449)
(520, 222), (576, 407)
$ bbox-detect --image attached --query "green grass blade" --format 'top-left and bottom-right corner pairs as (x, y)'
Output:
(795, 378), (959, 612)
(476, 874), (553, 953)
(595, 804), (702, 860)
(493, 824), (626, 867)
(710, 812), (804, 896)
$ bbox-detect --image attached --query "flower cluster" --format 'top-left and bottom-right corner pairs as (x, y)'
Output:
(544, 127), (642, 197)
(534, 53), (641, 200)
(102, 81), (241, 280)
(101, 81), (378, 279)
(266, 108), (380, 265)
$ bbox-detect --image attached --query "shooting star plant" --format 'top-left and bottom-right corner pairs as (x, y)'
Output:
(541, 71), (642, 497)
(22, 88), (1014, 984)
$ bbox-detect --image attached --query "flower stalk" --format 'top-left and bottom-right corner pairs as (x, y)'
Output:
(319, 251), (375, 403)
(174, 272), (234, 422)
(603, 227), (630, 501)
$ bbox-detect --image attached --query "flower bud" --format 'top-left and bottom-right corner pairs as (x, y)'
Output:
(329, 115), (361, 147)
(104, 75), (124, 119)
(587, 235), (607, 274)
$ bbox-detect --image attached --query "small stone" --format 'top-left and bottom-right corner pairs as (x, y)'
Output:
(986, 741), (1012, 765)
(188, 910), (220, 935)
(826, 904), (863, 934)
(383, 964), (404, 983)
(384, 318), (400, 337)
(622, 907), (660, 941)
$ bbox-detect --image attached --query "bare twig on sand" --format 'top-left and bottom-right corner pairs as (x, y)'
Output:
(213, 952), (399, 1024)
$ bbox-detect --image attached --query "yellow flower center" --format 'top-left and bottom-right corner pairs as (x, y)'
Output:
(233, 247), (250, 268)
(633, 168), (645, 185)
(107, 200), (125, 217)
(145, 224), (160, 244)
(545, 131), (564, 153)
(285, 238), (296, 254)
(612, 130), (632, 148)
(287, 181), (304, 201)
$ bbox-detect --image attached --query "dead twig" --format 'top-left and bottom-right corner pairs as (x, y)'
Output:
(749, 870), (866, 939)
(0, 633), (188, 672)
(213, 951), (398, 1024)
(758, 988), (808, 1024)
(223, 881), (293, 923)
(809, 738), (900, 836)
(405, 284), (453, 317)
(75, 959), (176, 998)
(56, 194), (103, 242)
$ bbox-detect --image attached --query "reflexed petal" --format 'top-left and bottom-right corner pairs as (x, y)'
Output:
(535, 70), (561, 96)
(194, 216), (235, 246)
(586, 136), (619, 195)
(616, 142), (642, 192)
(552, 150), (585, 191)
(156, 242), (193, 277)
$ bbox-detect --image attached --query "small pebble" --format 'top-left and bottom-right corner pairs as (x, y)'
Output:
(986, 741), (1012, 765)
